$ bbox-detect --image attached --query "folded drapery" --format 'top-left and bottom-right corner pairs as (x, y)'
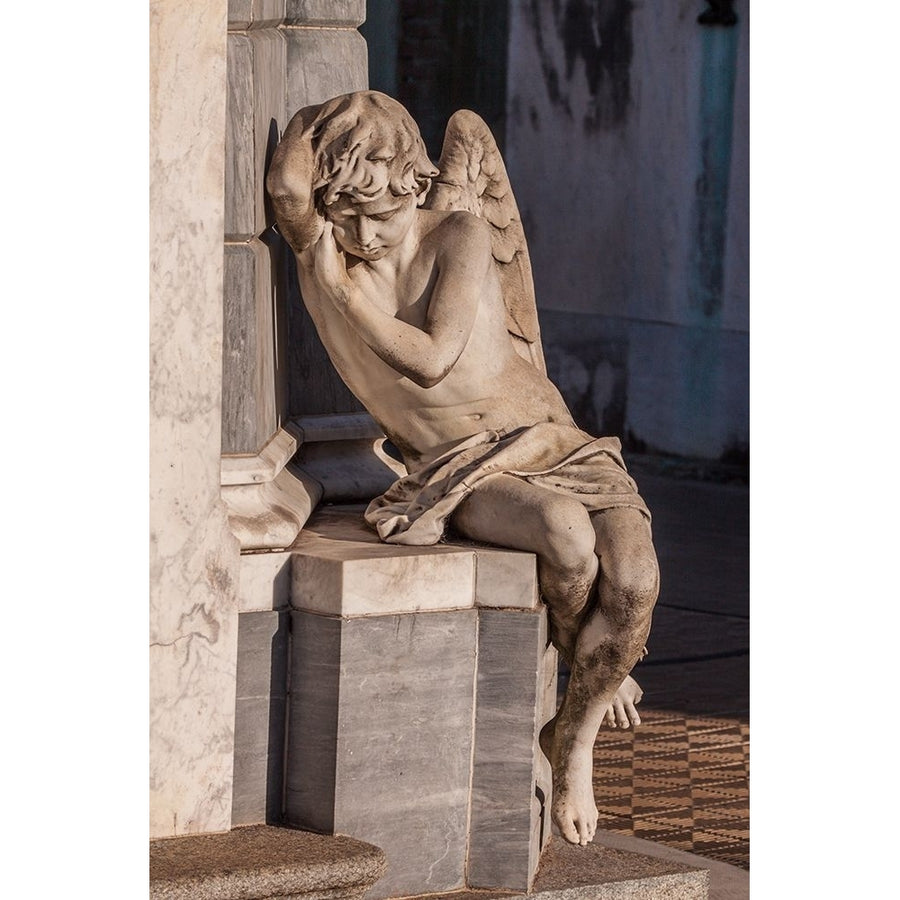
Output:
(366, 421), (650, 545)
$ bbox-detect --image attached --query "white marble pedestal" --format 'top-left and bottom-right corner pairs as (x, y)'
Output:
(284, 507), (558, 899)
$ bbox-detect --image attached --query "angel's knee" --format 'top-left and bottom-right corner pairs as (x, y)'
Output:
(538, 497), (596, 576)
(601, 551), (659, 629)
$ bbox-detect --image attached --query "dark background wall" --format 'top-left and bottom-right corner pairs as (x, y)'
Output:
(363, 0), (509, 158)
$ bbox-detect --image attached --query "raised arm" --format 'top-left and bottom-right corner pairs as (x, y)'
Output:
(312, 213), (492, 388)
(265, 108), (324, 254)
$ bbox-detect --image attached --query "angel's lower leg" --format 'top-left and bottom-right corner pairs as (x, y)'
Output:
(547, 508), (658, 845)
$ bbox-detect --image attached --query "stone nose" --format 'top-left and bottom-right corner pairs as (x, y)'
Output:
(357, 217), (376, 245)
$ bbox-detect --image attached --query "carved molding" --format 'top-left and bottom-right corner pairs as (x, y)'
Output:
(290, 413), (407, 503)
(221, 427), (298, 485)
(221, 427), (321, 550)
(220, 416), (408, 549)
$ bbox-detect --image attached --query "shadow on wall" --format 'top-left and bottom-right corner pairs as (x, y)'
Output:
(525, 0), (634, 132)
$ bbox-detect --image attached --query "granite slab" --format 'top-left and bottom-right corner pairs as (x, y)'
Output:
(149, 824), (386, 900)
(385, 837), (708, 899)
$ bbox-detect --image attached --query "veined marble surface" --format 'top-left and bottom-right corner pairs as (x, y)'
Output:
(290, 506), (541, 616)
(237, 549), (293, 612)
(150, 0), (241, 839)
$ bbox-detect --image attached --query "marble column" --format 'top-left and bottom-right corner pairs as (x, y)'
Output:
(224, 0), (374, 827)
(220, 0), (373, 551)
(150, 0), (242, 838)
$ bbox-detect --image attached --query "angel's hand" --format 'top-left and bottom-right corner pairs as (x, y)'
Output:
(312, 222), (352, 303)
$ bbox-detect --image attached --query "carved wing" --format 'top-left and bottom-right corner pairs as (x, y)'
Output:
(424, 110), (546, 373)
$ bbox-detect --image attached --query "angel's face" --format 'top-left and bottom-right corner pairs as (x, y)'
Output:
(325, 191), (419, 261)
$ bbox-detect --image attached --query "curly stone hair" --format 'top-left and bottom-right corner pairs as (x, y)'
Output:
(309, 91), (439, 207)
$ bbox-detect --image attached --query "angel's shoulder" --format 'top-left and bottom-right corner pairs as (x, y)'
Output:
(422, 208), (491, 258)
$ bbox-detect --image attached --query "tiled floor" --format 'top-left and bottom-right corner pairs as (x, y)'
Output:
(592, 709), (749, 870)
(589, 466), (750, 871)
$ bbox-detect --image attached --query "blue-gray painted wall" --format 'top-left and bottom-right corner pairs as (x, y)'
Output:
(506, 0), (748, 461)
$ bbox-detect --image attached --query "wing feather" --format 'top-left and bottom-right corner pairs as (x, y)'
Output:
(424, 110), (545, 372)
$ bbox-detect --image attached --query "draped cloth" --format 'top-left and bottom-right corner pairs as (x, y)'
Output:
(365, 421), (651, 546)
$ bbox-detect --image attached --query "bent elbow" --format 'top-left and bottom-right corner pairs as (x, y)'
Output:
(410, 371), (445, 389)
(266, 173), (292, 207)
(409, 360), (454, 389)
(265, 162), (305, 206)
(265, 164), (287, 200)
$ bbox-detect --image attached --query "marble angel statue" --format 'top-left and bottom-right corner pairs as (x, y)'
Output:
(267, 91), (659, 846)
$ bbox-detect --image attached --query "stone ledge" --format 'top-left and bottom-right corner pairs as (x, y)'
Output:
(149, 825), (386, 900)
(290, 505), (539, 616)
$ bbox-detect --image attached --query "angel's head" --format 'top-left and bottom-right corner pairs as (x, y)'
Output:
(306, 92), (438, 259)
(311, 92), (437, 204)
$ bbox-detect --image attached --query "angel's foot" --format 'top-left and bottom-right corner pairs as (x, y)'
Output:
(540, 715), (598, 846)
(601, 674), (644, 729)
(550, 739), (598, 846)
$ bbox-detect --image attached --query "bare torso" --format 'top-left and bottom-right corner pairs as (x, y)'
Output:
(296, 208), (575, 471)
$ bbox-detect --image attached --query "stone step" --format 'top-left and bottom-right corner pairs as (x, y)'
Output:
(149, 825), (386, 900)
(388, 837), (708, 900)
(149, 827), (709, 900)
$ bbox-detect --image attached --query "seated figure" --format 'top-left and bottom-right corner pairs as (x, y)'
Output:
(267, 91), (659, 847)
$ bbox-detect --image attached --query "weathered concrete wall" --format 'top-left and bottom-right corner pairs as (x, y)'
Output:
(391, 0), (509, 160)
(150, 0), (242, 838)
(506, 0), (748, 459)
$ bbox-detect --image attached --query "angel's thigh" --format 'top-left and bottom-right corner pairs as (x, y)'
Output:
(452, 475), (597, 578)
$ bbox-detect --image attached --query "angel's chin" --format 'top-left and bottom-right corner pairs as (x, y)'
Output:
(351, 246), (388, 261)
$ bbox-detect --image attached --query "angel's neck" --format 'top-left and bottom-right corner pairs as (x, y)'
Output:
(355, 217), (421, 281)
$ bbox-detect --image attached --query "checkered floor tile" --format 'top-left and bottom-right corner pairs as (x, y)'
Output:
(592, 708), (750, 870)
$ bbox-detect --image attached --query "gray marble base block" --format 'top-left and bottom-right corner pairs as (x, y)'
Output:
(287, 609), (477, 898)
(286, 609), (554, 897)
(285, 0), (365, 27)
(468, 610), (555, 891)
(284, 27), (367, 114)
(223, 239), (277, 454)
(226, 29), (286, 240)
(150, 824), (386, 900)
(283, 507), (554, 896)
(232, 610), (290, 826)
